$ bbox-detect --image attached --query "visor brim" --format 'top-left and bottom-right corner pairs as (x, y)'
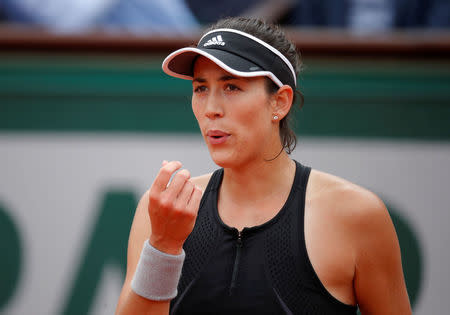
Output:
(162, 47), (284, 87)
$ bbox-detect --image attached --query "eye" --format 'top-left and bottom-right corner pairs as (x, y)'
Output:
(194, 85), (207, 93)
(225, 84), (241, 92)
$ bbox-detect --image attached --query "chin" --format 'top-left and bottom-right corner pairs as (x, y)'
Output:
(209, 152), (232, 168)
(208, 148), (240, 169)
(209, 147), (259, 170)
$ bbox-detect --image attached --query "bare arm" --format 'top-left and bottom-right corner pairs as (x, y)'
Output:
(115, 161), (203, 315)
(115, 189), (170, 315)
(352, 194), (412, 314)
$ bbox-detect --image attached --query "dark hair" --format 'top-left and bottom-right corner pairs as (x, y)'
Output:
(206, 17), (304, 154)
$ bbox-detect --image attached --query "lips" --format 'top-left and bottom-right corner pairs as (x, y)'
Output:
(206, 130), (230, 145)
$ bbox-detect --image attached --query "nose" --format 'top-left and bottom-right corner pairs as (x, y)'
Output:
(204, 91), (224, 119)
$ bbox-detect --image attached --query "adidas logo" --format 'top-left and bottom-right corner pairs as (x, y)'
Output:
(203, 35), (225, 47)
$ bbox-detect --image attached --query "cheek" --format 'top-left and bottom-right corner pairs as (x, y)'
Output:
(191, 97), (202, 121)
(236, 102), (272, 139)
(242, 95), (272, 124)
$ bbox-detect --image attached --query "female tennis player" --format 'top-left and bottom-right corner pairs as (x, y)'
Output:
(116, 17), (411, 314)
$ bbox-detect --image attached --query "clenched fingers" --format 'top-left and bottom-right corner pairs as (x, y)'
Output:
(150, 160), (182, 194)
(174, 179), (195, 208)
(187, 186), (203, 215)
(164, 169), (191, 201)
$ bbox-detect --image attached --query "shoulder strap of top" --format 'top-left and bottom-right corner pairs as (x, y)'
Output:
(291, 161), (357, 313)
(294, 160), (311, 193)
(198, 168), (223, 210)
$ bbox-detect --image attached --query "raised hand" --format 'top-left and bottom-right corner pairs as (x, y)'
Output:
(148, 161), (203, 255)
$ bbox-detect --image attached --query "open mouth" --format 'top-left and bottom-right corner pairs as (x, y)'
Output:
(206, 130), (230, 144)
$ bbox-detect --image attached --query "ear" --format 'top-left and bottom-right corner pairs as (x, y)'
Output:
(271, 85), (294, 120)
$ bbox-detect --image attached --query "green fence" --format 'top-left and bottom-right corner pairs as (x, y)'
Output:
(1, 54), (449, 139)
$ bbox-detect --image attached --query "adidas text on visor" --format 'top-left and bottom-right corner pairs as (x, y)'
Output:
(162, 28), (297, 89)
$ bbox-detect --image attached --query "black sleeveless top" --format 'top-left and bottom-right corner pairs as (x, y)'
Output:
(170, 161), (358, 315)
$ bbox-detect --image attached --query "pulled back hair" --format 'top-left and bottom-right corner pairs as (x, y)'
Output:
(205, 17), (304, 154)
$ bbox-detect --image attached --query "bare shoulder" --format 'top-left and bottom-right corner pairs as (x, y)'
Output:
(308, 169), (402, 276)
(190, 173), (213, 193)
(309, 169), (388, 217)
(307, 171), (410, 312)
(307, 169), (393, 241)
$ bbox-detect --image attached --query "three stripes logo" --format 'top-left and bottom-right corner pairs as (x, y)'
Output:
(203, 35), (225, 47)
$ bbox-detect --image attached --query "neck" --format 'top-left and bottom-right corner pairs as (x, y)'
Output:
(220, 152), (296, 206)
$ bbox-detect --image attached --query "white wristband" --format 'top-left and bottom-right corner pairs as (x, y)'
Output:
(131, 240), (185, 301)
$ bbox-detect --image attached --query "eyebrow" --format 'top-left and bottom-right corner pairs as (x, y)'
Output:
(192, 75), (241, 83)
(192, 77), (206, 83)
(219, 75), (240, 81)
